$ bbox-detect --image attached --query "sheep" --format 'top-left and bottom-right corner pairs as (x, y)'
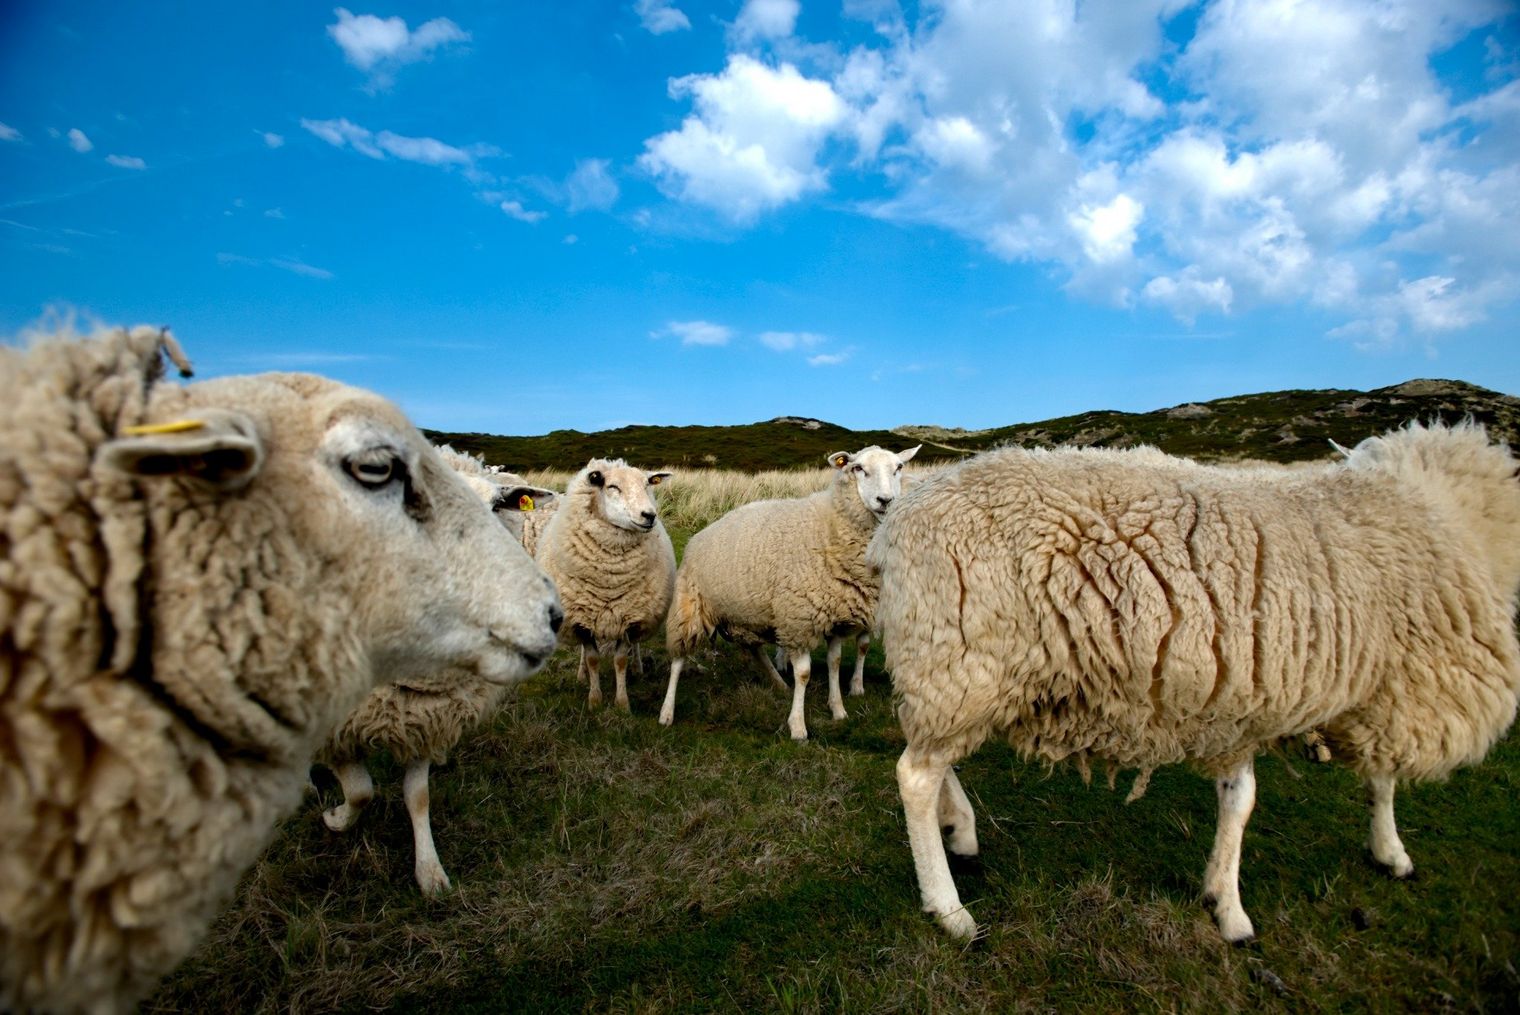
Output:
(0, 324), (563, 1014)
(661, 445), (920, 740)
(535, 458), (676, 711)
(431, 445), (557, 549)
(317, 447), (557, 896)
(866, 422), (1520, 943)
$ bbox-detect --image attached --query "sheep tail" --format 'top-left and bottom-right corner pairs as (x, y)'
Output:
(665, 571), (715, 657)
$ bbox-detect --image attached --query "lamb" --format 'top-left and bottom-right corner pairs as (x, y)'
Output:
(535, 458), (676, 710)
(0, 324), (563, 1014)
(867, 422), (1520, 942)
(317, 447), (557, 896)
(661, 445), (920, 740)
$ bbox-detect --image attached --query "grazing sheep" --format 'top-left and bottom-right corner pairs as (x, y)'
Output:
(868, 423), (1520, 942)
(317, 447), (557, 896)
(662, 445), (920, 740)
(0, 325), (563, 1014)
(536, 458), (676, 710)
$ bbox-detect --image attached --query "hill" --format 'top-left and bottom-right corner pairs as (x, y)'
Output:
(425, 378), (1520, 471)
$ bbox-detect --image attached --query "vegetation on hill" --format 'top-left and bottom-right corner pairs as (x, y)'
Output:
(427, 379), (1520, 471)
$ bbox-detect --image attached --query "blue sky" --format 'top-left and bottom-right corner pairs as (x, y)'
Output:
(2, 1), (1517, 436)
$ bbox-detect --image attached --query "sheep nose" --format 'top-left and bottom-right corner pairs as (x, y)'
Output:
(640, 510), (656, 524)
(876, 495), (893, 509)
(548, 602), (564, 634)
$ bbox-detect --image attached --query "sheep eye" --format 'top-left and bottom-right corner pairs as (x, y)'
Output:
(588, 470), (604, 488)
(345, 456), (397, 488)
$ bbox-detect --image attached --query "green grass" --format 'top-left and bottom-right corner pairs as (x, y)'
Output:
(146, 632), (1520, 1013)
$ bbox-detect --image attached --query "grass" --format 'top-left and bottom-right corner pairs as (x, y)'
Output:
(146, 631), (1520, 1013)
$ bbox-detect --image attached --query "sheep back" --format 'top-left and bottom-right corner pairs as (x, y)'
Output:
(669, 475), (879, 656)
(870, 440), (1520, 777)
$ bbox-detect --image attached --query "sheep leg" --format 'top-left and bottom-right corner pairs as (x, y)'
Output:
(633, 644), (644, 678)
(787, 650), (812, 741)
(404, 760), (451, 896)
(849, 631), (870, 696)
(1366, 774), (1414, 877)
(585, 646), (603, 707)
(938, 766), (979, 857)
(752, 644), (789, 691)
(612, 645), (632, 711)
(826, 636), (848, 720)
(576, 646), (590, 685)
(1202, 758), (1257, 943)
(898, 746), (977, 938)
(321, 762), (374, 833)
(659, 657), (684, 726)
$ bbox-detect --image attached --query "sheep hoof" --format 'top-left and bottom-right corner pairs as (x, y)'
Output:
(848, 686), (864, 697)
(322, 807), (355, 833)
(657, 709), (674, 727)
(1214, 908), (1255, 944)
(789, 728), (809, 742)
(830, 706), (848, 721)
(615, 697), (631, 713)
(587, 692), (602, 708)
(416, 864), (452, 897)
(936, 907), (978, 940)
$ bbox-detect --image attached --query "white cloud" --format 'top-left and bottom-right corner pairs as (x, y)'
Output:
(262, 131), (285, 148)
(566, 159), (620, 212)
(328, 7), (468, 86)
(67, 128), (92, 153)
(499, 200), (546, 223)
(264, 208), (285, 219)
(0, 122), (20, 142)
(1141, 270), (1234, 324)
(758, 330), (825, 351)
(218, 252), (334, 280)
(639, 55), (847, 222)
(807, 351), (850, 366)
(655, 320), (734, 346)
(301, 117), (491, 168)
(105, 154), (146, 170)
(732, 0), (799, 44)
(635, 0), (690, 35)
(630, 1), (1519, 346)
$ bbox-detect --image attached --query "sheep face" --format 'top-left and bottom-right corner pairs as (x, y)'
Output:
(104, 376), (563, 688)
(828, 445), (921, 520)
(578, 458), (671, 533)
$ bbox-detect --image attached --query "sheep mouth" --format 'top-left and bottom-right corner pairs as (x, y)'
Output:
(481, 631), (557, 684)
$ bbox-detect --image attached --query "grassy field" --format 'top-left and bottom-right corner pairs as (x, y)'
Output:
(144, 472), (1520, 1014)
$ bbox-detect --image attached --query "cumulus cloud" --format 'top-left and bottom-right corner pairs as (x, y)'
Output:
(654, 320), (734, 346)
(328, 7), (468, 86)
(732, 0), (799, 44)
(0, 122), (20, 142)
(758, 330), (824, 351)
(566, 159), (620, 212)
(636, 0), (1520, 346)
(499, 200), (546, 223)
(639, 55), (847, 222)
(67, 128), (92, 153)
(635, 0), (690, 35)
(105, 154), (146, 170)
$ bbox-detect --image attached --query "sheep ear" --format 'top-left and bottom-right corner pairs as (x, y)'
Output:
(647, 471), (672, 487)
(98, 409), (263, 491)
(898, 444), (921, 464)
(493, 485), (556, 513)
(828, 451), (852, 469)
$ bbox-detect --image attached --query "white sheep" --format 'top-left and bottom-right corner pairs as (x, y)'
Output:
(867, 422), (1520, 942)
(317, 446), (557, 896)
(0, 324), (563, 1014)
(536, 458), (676, 710)
(662, 445), (920, 740)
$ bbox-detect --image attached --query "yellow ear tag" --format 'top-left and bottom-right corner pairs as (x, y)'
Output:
(121, 419), (205, 436)
(518, 494), (535, 512)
